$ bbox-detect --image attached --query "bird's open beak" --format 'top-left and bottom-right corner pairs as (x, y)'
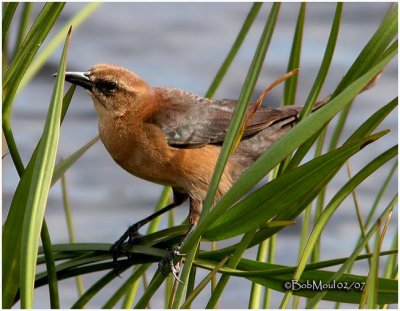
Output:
(59, 72), (94, 90)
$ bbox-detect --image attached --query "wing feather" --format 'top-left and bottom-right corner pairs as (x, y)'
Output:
(148, 87), (301, 148)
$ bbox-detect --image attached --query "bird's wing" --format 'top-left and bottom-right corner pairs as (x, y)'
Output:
(148, 87), (301, 148)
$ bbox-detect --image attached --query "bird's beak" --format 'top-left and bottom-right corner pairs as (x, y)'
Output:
(56, 71), (94, 90)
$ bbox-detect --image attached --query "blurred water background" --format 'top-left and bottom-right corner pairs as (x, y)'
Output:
(3, 2), (398, 308)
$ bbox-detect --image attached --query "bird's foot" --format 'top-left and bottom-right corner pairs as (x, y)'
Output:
(158, 246), (185, 284)
(110, 224), (142, 275)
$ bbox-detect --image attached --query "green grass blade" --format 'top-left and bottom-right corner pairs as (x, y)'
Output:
(60, 85), (76, 122)
(2, 119), (25, 175)
(102, 264), (150, 308)
(249, 239), (268, 309)
(2, 3), (65, 175)
(3, 2), (64, 95)
(380, 39), (397, 62)
(367, 160), (397, 228)
(284, 130), (322, 171)
(40, 222), (59, 308)
(61, 174), (84, 296)
(206, 231), (256, 308)
(194, 251), (397, 305)
(287, 2), (358, 168)
(205, 3), (262, 98)
(3, 84), (75, 177)
(51, 136), (99, 186)
(114, 187), (171, 309)
(263, 235), (276, 308)
(321, 97), (397, 271)
(329, 6), (396, 150)
(1, 87), (78, 306)
(346, 161), (371, 258)
(361, 223), (381, 308)
(3, 155), (35, 307)
(333, 5), (397, 96)
(71, 270), (125, 308)
(205, 132), (387, 240)
(371, 207), (393, 308)
(35, 261), (128, 289)
(299, 2), (342, 119)
(29, 242), (397, 306)
(326, 6), (397, 149)
(121, 272), (141, 309)
(253, 272), (396, 305)
(383, 229), (398, 279)
(180, 257), (228, 308)
(61, 174), (76, 243)
(346, 97), (397, 143)
(281, 146), (397, 307)
(134, 271), (166, 308)
(201, 102), (396, 256)
(283, 3), (305, 105)
(328, 103), (352, 151)
(13, 2), (33, 56)
(195, 250), (397, 278)
(311, 127), (331, 263)
(38, 245), (393, 281)
(184, 256), (198, 309)
(41, 240), (176, 307)
(18, 2), (100, 93)
(19, 27), (71, 308)
(2, 33), (79, 311)
(370, 205), (394, 308)
(2, 2), (18, 49)
(235, 255), (397, 305)
(329, 97), (397, 269)
(146, 187), (172, 234)
(292, 204), (312, 308)
(306, 196), (397, 308)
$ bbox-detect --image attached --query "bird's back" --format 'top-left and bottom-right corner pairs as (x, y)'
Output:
(150, 87), (311, 183)
(229, 105), (302, 181)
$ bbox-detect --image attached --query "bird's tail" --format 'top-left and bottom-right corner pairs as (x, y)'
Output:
(313, 69), (383, 111)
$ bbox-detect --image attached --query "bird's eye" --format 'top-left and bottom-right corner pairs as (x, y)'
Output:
(96, 80), (118, 94)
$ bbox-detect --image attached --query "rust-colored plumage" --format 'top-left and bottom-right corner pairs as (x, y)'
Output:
(63, 63), (377, 278)
(67, 64), (306, 223)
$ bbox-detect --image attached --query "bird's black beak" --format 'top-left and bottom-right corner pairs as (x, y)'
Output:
(55, 71), (94, 90)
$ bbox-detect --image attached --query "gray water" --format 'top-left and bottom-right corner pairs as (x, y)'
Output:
(3, 3), (398, 308)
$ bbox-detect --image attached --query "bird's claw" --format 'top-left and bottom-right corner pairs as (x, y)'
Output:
(110, 224), (142, 275)
(158, 247), (185, 284)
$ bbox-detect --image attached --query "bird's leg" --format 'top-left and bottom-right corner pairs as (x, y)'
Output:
(110, 191), (188, 274)
(158, 223), (195, 283)
(158, 198), (201, 282)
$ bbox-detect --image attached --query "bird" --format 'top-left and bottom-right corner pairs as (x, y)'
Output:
(63, 63), (378, 280)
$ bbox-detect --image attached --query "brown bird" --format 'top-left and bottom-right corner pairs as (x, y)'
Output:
(63, 64), (375, 279)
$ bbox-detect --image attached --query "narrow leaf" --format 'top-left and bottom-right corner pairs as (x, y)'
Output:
(19, 27), (71, 308)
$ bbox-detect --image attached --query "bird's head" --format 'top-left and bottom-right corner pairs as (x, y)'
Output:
(64, 64), (151, 116)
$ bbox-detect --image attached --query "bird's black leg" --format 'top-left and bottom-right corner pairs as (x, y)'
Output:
(158, 198), (201, 282)
(158, 223), (195, 283)
(110, 191), (188, 274)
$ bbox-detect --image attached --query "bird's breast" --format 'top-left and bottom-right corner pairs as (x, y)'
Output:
(96, 112), (235, 201)
(97, 116), (185, 188)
